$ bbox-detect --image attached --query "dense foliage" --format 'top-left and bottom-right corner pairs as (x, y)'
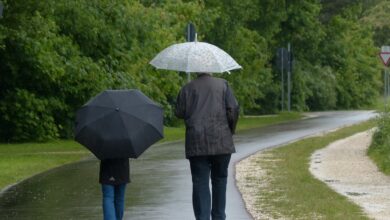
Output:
(361, 0), (390, 46)
(0, 0), (384, 141)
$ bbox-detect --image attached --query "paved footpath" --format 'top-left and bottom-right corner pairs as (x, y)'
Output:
(0, 111), (375, 220)
(310, 129), (390, 220)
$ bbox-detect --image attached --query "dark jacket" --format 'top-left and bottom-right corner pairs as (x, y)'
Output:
(175, 74), (239, 158)
(99, 158), (130, 185)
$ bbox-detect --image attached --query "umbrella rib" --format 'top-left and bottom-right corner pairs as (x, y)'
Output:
(122, 103), (163, 111)
(116, 111), (136, 156)
(85, 102), (161, 109)
(208, 45), (240, 73)
(78, 105), (161, 130)
(186, 42), (195, 73)
(80, 104), (115, 110)
(146, 123), (164, 138)
(217, 49), (242, 71)
(119, 111), (163, 137)
(210, 49), (225, 73)
(115, 104), (162, 119)
(76, 107), (115, 131)
(83, 91), (116, 108)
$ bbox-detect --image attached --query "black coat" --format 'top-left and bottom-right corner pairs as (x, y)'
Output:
(175, 74), (239, 158)
(99, 158), (130, 185)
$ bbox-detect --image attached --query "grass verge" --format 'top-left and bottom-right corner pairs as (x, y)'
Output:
(236, 120), (375, 220)
(0, 112), (302, 190)
(0, 140), (88, 190)
(368, 112), (390, 174)
(162, 111), (302, 142)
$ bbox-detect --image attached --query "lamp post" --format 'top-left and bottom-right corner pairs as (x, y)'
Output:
(287, 43), (291, 112)
(277, 48), (288, 111)
(0, 1), (3, 18)
(284, 1), (293, 112)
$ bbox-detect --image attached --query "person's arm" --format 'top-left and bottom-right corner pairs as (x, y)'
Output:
(225, 83), (239, 134)
(175, 88), (186, 119)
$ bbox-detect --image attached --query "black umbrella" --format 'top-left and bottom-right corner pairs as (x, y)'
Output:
(74, 89), (164, 159)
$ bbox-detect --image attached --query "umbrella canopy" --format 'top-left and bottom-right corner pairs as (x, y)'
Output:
(74, 90), (164, 160)
(149, 41), (242, 73)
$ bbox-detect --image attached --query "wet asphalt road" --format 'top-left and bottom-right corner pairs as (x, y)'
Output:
(0, 111), (376, 220)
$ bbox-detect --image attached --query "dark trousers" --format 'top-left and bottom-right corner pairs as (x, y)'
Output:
(189, 154), (231, 220)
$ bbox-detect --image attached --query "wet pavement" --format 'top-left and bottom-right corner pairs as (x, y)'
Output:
(0, 111), (376, 220)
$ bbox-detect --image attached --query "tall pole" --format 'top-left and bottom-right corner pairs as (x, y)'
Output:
(0, 1), (3, 18)
(281, 50), (284, 111)
(287, 43), (291, 112)
(387, 68), (389, 109)
(385, 68), (387, 109)
(385, 68), (390, 102)
(185, 23), (197, 83)
(380, 46), (390, 109)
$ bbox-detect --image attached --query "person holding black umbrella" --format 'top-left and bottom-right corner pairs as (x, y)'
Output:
(175, 72), (239, 220)
(74, 89), (164, 220)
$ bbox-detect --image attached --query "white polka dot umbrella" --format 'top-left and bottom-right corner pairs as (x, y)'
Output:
(149, 41), (242, 73)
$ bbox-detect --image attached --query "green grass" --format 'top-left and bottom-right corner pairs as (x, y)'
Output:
(368, 144), (390, 175)
(0, 140), (88, 189)
(162, 111), (302, 142)
(368, 96), (386, 112)
(241, 120), (375, 219)
(236, 112), (302, 130)
(0, 112), (302, 190)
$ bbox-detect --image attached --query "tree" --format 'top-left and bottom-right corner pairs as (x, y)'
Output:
(0, 0), (209, 141)
(0, 0), (383, 141)
(321, 4), (381, 108)
(202, 0), (277, 114)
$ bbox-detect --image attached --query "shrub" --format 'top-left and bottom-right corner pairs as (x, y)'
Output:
(368, 111), (390, 173)
(0, 89), (59, 141)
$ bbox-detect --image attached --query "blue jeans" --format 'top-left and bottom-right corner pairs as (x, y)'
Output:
(189, 154), (231, 220)
(102, 184), (126, 220)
